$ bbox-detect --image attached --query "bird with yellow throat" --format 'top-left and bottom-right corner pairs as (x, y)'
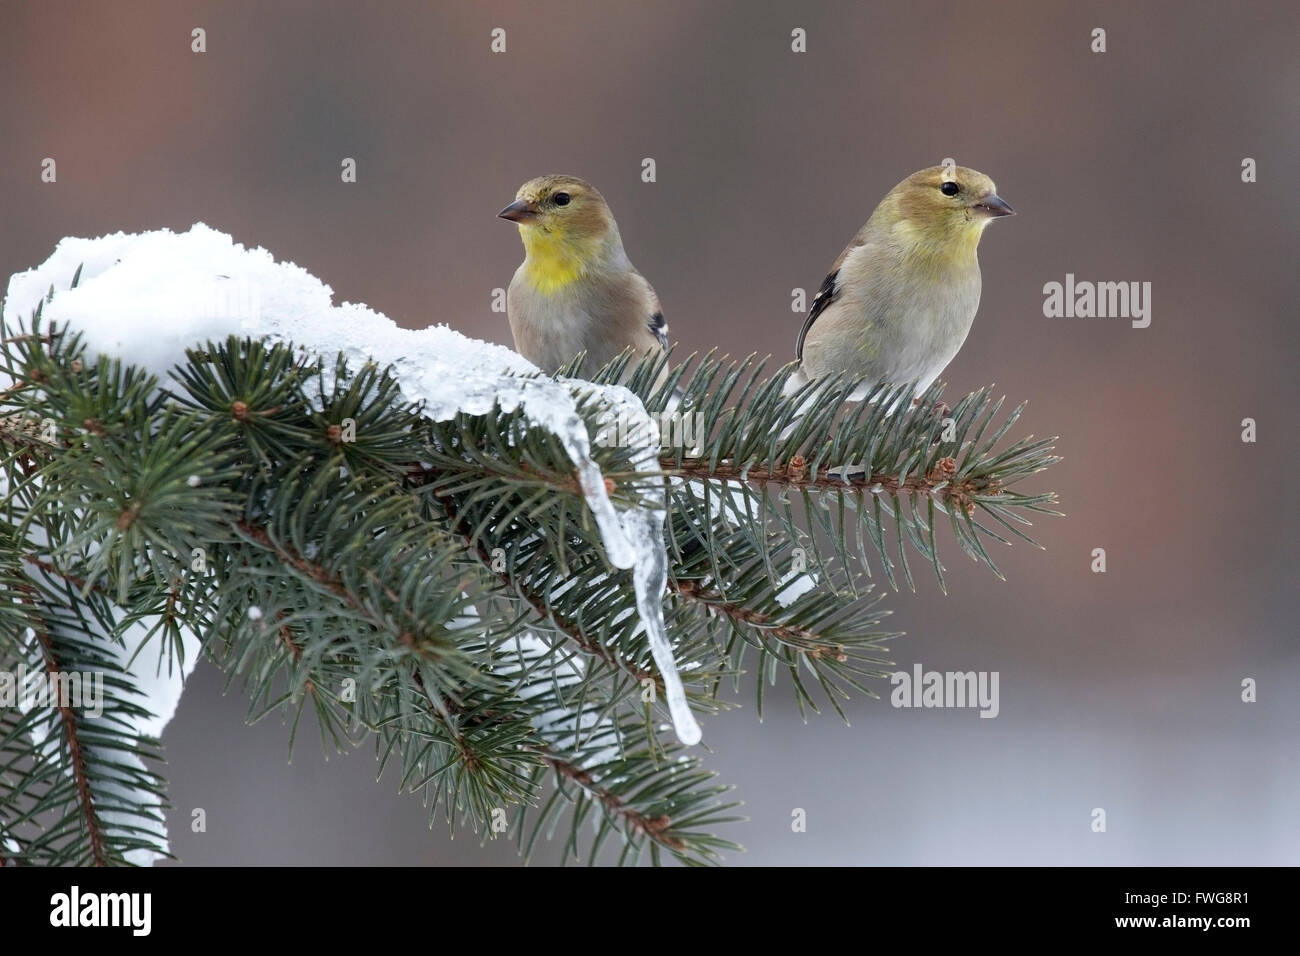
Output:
(786, 164), (1014, 399)
(498, 175), (668, 380)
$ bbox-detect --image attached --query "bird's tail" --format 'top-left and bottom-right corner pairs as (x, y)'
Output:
(776, 366), (823, 443)
(780, 365), (809, 399)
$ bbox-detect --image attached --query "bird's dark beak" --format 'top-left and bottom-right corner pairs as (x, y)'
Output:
(497, 198), (540, 223)
(975, 194), (1015, 218)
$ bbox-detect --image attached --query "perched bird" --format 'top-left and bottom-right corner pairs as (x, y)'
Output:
(785, 164), (1014, 399)
(498, 175), (668, 379)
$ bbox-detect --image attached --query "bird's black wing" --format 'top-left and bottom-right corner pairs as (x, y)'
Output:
(796, 269), (840, 361)
(645, 310), (685, 402)
(648, 310), (669, 350)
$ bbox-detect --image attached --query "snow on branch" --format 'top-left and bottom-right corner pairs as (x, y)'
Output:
(2, 225), (702, 860)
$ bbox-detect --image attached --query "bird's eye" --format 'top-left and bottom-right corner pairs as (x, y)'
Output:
(553, 192), (571, 206)
(940, 181), (960, 197)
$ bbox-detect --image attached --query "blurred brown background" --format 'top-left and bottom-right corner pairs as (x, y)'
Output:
(2, 0), (1296, 864)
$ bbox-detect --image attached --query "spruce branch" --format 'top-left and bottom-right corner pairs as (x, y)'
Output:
(25, 607), (106, 866)
(426, 482), (664, 691)
(592, 349), (1061, 594)
(0, 282), (1060, 866)
(0, 561), (172, 865)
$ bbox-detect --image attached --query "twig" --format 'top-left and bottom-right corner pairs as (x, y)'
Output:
(16, 589), (108, 866)
(667, 455), (986, 515)
(669, 579), (847, 661)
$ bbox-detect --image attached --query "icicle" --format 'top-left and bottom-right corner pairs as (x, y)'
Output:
(623, 505), (702, 746)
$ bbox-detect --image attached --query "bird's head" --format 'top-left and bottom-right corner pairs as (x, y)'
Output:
(498, 175), (614, 236)
(876, 164), (1014, 260)
(498, 175), (622, 291)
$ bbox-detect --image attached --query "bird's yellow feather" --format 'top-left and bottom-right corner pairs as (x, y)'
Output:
(518, 225), (593, 294)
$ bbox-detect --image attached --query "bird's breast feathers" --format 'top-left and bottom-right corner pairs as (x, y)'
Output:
(799, 239), (982, 376)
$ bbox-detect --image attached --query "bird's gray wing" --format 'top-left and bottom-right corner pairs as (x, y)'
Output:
(620, 270), (668, 352)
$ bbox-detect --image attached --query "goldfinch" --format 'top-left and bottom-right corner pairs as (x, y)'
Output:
(785, 165), (1014, 398)
(498, 175), (668, 379)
